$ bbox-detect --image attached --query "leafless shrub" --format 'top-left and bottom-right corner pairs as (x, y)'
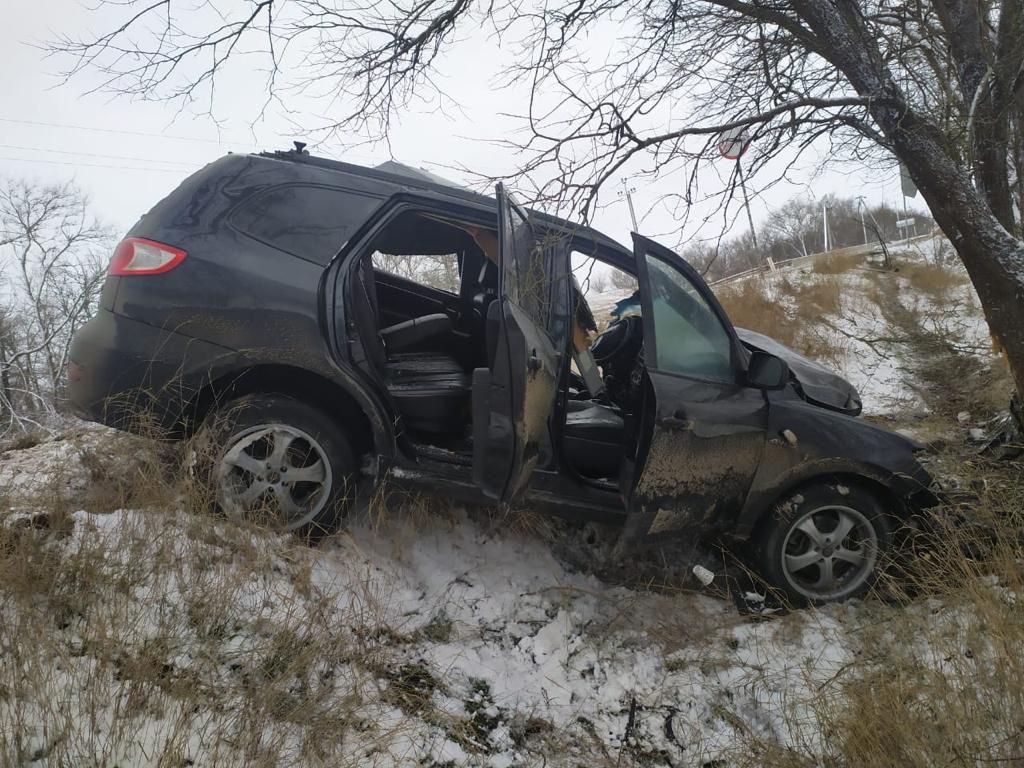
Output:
(609, 268), (637, 291)
(0, 179), (113, 437)
(589, 272), (609, 294)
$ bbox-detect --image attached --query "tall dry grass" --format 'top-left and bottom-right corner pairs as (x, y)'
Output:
(898, 260), (970, 299)
(717, 274), (848, 365)
(811, 249), (863, 275)
(724, 453), (1024, 767)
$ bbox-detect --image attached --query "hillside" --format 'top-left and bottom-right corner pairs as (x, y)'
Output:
(713, 235), (1008, 424)
(1, 239), (1022, 767)
(581, 234), (1011, 433)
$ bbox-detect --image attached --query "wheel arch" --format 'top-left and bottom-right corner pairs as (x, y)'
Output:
(738, 462), (910, 540)
(180, 363), (391, 464)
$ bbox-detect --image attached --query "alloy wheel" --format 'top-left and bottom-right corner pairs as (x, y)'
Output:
(781, 504), (879, 602)
(216, 423), (332, 529)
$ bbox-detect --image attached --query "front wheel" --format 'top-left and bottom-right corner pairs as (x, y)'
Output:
(752, 481), (894, 605)
(202, 394), (356, 539)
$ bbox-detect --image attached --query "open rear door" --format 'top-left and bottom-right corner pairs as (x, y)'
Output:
(472, 184), (569, 502)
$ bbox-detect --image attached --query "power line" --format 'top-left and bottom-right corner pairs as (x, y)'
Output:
(0, 116), (241, 145)
(0, 155), (193, 174)
(0, 143), (197, 168)
(0, 117), (388, 166)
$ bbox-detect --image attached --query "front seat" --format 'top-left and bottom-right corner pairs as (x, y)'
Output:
(562, 399), (624, 478)
(355, 253), (471, 434)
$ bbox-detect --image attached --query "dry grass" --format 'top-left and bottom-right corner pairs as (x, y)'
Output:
(898, 260), (970, 298)
(723, 453), (1024, 767)
(0, 453), (498, 766)
(0, 431), (46, 453)
(864, 274), (1013, 420)
(0, 423), (393, 766)
(783, 277), (843, 317)
(717, 274), (847, 365)
(811, 249), (863, 275)
(716, 277), (793, 343)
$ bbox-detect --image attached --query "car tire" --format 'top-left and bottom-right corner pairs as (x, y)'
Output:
(200, 394), (356, 540)
(752, 481), (894, 606)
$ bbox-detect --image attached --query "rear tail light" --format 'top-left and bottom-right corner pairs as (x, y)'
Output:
(108, 237), (186, 276)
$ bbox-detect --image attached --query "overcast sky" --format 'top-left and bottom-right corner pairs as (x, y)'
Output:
(4, 1), (929, 252)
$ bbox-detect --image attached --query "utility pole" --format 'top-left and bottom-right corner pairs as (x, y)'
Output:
(857, 196), (868, 245)
(822, 202), (830, 252)
(620, 178), (639, 232)
(737, 160), (759, 250)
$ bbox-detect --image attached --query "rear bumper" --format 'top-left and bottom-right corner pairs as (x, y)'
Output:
(68, 309), (229, 435)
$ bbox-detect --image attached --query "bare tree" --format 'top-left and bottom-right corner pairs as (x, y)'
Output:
(609, 268), (638, 291)
(0, 179), (111, 433)
(767, 198), (820, 259)
(371, 250), (461, 293)
(49, 0), (1024, 402)
(589, 272), (610, 294)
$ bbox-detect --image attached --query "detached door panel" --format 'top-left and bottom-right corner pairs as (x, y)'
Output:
(472, 184), (569, 502)
(621, 235), (767, 544)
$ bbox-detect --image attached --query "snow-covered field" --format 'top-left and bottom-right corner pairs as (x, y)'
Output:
(0, 427), (878, 767)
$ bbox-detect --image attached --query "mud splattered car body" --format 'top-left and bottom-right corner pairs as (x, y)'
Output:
(69, 148), (934, 602)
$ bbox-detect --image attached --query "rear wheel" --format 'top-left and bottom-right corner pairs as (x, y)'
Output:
(753, 481), (894, 605)
(203, 394), (355, 538)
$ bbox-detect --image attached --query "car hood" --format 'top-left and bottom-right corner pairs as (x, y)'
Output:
(736, 328), (863, 416)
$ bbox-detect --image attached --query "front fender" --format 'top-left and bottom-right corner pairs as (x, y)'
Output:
(733, 396), (934, 537)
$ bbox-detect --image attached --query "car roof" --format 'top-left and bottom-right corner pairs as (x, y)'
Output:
(253, 149), (633, 265)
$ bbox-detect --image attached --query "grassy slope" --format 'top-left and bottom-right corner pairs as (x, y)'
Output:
(1, 245), (1022, 766)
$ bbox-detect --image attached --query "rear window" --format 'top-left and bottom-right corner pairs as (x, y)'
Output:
(231, 184), (383, 264)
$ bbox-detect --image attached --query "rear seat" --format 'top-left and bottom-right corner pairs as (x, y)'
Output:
(354, 253), (471, 434)
(384, 352), (470, 433)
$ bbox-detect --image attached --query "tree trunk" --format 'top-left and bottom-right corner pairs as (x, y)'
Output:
(793, 0), (1024, 401)
(891, 124), (1024, 404)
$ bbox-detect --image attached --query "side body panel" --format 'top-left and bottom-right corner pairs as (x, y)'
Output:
(625, 377), (768, 540)
(71, 154), (399, 459)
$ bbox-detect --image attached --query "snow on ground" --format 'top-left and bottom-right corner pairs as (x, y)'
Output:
(583, 286), (634, 327)
(0, 239), (1004, 765)
(0, 420), (142, 501)
(0, 427), (864, 767)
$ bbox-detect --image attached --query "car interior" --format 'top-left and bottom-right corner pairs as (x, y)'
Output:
(349, 209), (646, 485)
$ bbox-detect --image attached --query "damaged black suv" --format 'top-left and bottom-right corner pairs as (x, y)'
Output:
(69, 147), (934, 604)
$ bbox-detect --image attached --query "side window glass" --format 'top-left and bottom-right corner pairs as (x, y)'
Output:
(371, 250), (461, 294)
(232, 185), (381, 265)
(645, 254), (734, 382)
(502, 200), (549, 324)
